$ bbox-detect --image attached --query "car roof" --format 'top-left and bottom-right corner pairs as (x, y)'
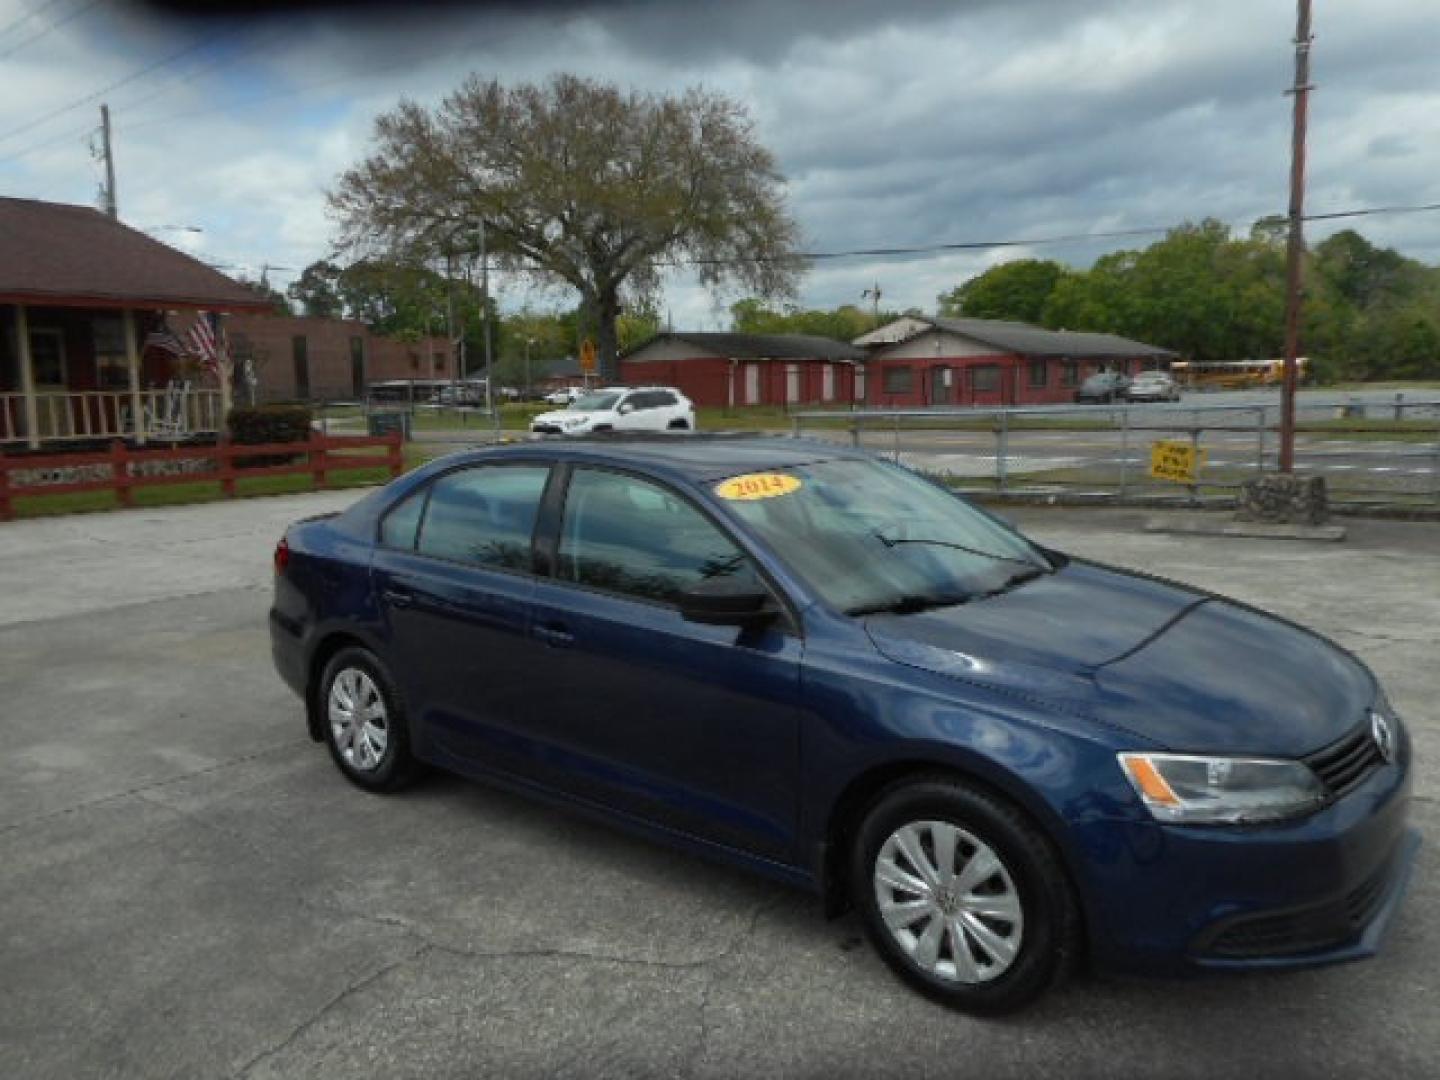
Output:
(429, 433), (858, 484)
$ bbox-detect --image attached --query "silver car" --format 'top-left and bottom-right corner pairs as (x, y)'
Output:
(1125, 371), (1181, 403)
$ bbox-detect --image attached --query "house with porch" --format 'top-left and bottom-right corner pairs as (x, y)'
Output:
(0, 196), (271, 449)
(853, 316), (1177, 407)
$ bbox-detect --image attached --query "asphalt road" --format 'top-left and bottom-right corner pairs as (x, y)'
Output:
(2, 492), (1436, 1079)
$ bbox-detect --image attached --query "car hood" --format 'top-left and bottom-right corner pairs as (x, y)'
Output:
(864, 561), (1372, 757)
(533, 409), (602, 425)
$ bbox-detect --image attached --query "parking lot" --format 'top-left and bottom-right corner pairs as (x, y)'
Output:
(2, 490), (1436, 1079)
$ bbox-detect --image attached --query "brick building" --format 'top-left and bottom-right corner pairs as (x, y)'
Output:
(167, 311), (455, 403)
(619, 332), (865, 408)
(854, 316), (1177, 407)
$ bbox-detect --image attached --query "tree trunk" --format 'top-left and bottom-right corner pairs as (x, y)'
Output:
(595, 289), (621, 383)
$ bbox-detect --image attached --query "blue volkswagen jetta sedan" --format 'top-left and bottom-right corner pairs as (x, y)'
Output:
(270, 435), (1417, 1013)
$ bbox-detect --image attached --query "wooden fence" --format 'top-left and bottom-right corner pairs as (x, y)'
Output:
(0, 432), (404, 521)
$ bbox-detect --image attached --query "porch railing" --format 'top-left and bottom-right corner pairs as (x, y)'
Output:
(0, 389), (224, 445)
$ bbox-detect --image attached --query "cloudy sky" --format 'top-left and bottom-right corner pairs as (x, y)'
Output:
(1, 0), (1437, 327)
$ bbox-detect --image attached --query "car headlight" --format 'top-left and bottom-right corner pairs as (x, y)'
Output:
(1118, 752), (1325, 825)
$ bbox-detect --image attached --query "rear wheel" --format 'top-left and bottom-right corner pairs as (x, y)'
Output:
(850, 777), (1080, 1014)
(320, 647), (417, 793)
(667, 418), (690, 430)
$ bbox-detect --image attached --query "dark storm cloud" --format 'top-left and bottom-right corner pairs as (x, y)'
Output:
(34, 0), (1440, 318)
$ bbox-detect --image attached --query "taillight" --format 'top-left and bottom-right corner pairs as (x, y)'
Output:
(274, 536), (291, 576)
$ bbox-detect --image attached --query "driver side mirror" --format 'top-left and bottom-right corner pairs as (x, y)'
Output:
(679, 577), (778, 628)
(618, 402), (636, 414)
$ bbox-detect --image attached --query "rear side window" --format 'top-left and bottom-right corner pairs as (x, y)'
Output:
(416, 465), (550, 571)
(380, 488), (426, 550)
(558, 468), (758, 604)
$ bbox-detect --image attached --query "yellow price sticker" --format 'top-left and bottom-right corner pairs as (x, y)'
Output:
(714, 472), (803, 501)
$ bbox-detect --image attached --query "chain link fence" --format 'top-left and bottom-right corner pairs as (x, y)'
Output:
(790, 398), (1440, 511)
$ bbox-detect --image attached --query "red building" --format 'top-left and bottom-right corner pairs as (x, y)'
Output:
(167, 311), (455, 402)
(619, 332), (865, 408)
(854, 316), (1177, 407)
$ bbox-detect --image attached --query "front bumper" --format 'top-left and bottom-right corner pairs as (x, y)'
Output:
(1075, 724), (1417, 976)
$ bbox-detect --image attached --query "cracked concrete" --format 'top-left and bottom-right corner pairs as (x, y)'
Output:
(1, 495), (1437, 1078)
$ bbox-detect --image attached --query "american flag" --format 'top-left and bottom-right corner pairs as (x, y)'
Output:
(188, 313), (218, 367)
(142, 325), (187, 358)
(187, 313), (228, 377)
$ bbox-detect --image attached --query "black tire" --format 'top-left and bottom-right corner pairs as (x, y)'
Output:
(667, 419), (690, 430)
(318, 647), (419, 793)
(850, 776), (1081, 1015)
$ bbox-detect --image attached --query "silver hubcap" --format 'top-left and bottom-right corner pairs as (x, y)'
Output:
(328, 667), (389, 773)
(873, 820), (1024, 984)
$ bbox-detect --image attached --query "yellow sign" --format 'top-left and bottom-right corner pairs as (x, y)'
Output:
(714, 473), (803, 501)
(1149, 439), (1207, 483)
(579, 338), (597, 373)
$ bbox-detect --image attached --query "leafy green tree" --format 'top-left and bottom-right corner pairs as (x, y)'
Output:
(234, 276), (291, 316)
(937, 259), (1063, 322)
(730, 299), (885, 340)
(286, 260), (343, 318)
(331, 74), (802, 380)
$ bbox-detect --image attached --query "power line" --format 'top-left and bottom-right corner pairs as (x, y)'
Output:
(0, 0), (68, 42)
(0, 35), (213, 145)
(0, 0), (104, 61)
(0, 26), (274, 163)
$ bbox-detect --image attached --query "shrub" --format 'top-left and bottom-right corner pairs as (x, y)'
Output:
(227, 404), (313, 445)
(227, 404), (313, 466)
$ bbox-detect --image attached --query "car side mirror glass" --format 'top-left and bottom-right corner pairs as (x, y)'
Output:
(679, 578), (777, 627)
(619, 402), (635, 414)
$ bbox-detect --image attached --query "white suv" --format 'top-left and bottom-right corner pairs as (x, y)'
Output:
(530, 386), (696, 436)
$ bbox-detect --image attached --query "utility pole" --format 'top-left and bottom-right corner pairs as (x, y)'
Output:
(1278, 0), (1313, 473)
(862, 283), (883, 329)
(478, 219), (497, 435)
(99, 104), (117, 219)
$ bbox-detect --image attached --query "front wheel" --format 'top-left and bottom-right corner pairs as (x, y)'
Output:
(850, 777), (1081, 1014)
(319, 647), (418, 793)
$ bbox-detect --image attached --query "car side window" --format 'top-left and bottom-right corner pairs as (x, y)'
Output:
(415, 465), (550, 571)
(651, 391), (676, 407)
(624, 392), (651, 411)
(379, 487), (426, 550)
(558, 469), (760, 604)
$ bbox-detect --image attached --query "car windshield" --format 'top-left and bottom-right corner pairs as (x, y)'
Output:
(569, 392), (622, 412)
(716, 457), (1053, 615)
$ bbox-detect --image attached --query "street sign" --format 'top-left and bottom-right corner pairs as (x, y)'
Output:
(1149, 439), (1206, 484)
(579, 338), (597, 373)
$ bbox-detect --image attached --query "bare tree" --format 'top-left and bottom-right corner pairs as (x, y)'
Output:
(330, 74), (802, 378)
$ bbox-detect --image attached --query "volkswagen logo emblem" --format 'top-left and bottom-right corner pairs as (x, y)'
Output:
(1370, 710), (1395, 764)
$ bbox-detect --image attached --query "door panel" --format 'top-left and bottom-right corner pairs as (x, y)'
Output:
(522, 465), (804, 861)
(371, 463), (551, 773)
(527, 581), (803, 860)
(373, 549), (541, 772)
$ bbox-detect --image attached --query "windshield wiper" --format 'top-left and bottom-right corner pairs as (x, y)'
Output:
(873, 531), (1049, 571)
(845, 592), (972, 617)
(976, 565), (1048, 598)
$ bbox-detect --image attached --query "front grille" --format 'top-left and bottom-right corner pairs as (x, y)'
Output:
(1306, 722), (1384, 800)
(1200, 857), (1395, 959)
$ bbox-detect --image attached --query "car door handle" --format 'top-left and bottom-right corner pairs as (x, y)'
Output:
(533, 622), (574, 647)
(381, 587), (414, 609)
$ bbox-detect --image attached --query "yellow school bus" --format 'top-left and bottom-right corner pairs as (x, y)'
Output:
(1170, 358), (1308, 390)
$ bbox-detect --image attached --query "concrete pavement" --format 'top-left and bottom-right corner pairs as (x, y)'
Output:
(1, 492), (1436, 1079)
